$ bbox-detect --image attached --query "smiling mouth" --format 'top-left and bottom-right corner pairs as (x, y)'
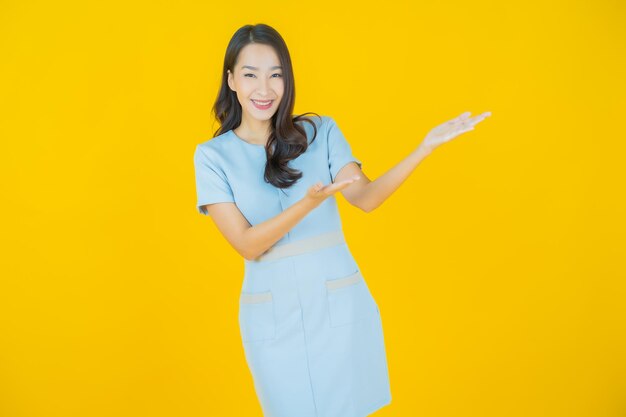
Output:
(251, 99), (274, 109)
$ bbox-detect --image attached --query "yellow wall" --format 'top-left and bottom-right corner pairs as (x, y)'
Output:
(1, 1), (625, 416)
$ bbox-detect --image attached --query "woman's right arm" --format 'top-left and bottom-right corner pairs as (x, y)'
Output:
(203, 176), (360, 261)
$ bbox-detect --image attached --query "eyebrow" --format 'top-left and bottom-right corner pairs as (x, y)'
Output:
(240, 65), (283, 71)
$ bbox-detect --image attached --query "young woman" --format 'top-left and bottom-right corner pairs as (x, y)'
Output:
(194, 23), (491, 417)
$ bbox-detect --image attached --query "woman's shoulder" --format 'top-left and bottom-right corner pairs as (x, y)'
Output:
(199, 129), (231, 145)
(295, 114), (335, 144)
(196, 130), (233, 153)
(194, 130), (236, 168)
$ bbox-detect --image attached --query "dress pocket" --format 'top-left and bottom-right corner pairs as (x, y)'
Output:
(325, 270), (379, 327)
(238, 290), (276, 343)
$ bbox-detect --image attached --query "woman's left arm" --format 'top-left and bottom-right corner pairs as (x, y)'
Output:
(337, 110), (492, 213)
(334, 145), (432, 212)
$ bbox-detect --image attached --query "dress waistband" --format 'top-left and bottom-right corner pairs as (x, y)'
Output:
(250, 230), (345, 262)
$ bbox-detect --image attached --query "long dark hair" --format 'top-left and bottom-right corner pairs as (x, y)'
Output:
(212, 23), (320, 189)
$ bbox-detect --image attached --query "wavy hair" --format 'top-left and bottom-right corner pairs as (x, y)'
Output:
(212, 23), (320, 189)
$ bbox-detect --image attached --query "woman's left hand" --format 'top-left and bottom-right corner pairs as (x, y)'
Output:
(419, 111), (492, 153)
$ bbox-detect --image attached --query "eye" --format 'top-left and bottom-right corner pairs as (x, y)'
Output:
(243, 73), (282, 78)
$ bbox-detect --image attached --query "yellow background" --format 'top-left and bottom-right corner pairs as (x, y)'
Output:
(1, 1), (625, 416)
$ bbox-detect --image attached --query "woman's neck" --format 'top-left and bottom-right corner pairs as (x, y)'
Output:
(235, 119), (272, 146)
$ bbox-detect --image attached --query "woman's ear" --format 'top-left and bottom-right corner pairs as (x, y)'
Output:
(227, 70), (235, 92)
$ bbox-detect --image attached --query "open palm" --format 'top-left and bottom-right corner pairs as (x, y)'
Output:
(306, 176), (359, 202)
(421, 111), (492, 151)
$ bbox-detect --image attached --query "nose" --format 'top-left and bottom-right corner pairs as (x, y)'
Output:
(256, 77), (271, 96)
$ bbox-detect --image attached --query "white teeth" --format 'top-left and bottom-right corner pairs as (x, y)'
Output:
(252, 100), (272, 105)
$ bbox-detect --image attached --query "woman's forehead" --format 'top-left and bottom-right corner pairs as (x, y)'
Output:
(237, 44), (281, 68)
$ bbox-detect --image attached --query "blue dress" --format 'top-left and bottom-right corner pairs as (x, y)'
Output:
(194, 115), (392, 416)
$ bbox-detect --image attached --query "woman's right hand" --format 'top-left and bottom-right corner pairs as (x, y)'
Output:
(304, 175), (361, 205)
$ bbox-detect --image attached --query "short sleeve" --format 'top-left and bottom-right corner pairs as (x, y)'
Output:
(326, 116), (363, 182)
(193, 144), (235, 216)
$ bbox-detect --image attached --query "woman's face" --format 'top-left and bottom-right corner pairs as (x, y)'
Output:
(227, 43), (284, 124)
